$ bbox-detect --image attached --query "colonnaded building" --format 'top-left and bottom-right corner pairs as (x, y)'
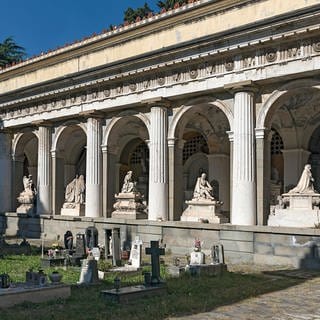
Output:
(1, 0), (320, 266)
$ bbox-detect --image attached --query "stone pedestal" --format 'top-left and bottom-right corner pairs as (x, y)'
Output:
(181, 199), (228, 223)
(268, 192), (320, 227)
(112, 193), (147, 219)
(61, 203), (85, 216)
(16, 191), (35, 216)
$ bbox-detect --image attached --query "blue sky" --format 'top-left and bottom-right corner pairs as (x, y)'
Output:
(0, 0), (159, 57)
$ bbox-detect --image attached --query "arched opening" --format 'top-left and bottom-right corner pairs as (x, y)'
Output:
(13, 132), (38, 210)
(261, 84), (320, 223)
(54, 125), (86, 215)
(104, 115), (149, 216)
(172, 102), (231, 219)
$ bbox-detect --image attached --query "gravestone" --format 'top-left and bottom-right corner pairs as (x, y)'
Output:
(85, 227), (98, 250)
(145, 240), (165, 285)
(91, 247), (100, 261)
(112, 228), (121, 267)
(129, 236), (143, 269)
(77, 256), (99, 285)
(70, 233), (86, 266)
(211, 244), (225, 265)
(190, 251), (205, 265)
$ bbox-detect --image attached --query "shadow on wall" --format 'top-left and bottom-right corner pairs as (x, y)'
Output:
(17, 213), (42, 240)
(299, 240), (320, 269)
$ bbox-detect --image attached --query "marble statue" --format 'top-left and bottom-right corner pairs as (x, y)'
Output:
(17, 174), (37, 215)
(192, 173), (214, 200)
(288, 164), (316, 194)
(61, 175), (86, 216)
(64, 175), (85, 204)
(181, 173), (227, 223)
(121, 171), (136, 193)
(268, 164), (320, 227)
(112, 170), (147, 219)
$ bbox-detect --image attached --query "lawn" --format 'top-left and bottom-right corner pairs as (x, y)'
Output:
(0, 254), (302, 320)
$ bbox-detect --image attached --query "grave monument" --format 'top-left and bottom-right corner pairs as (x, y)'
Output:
(268, 164), (320, 227)
(16, 175), (37, 216)
(101, 240), (166, 303)
(61, 175), (85, 216)
(112, 171), (147, 219)
(181, 173), (228, 223)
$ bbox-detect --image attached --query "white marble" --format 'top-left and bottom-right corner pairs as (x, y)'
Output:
(148, 106), (168, 221)
(37, 125), (51, 215)
(129, 236), (143, 268)
(231, 88), (256, 225)
(190, 251), (205, 265)
(85, 117), (102, 218)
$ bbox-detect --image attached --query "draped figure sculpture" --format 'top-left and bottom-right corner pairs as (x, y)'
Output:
(193, 173), (215, 200)
(64, 175), (86, 204)
(289, 164), (317, 194)
(121, 171), (136, 193)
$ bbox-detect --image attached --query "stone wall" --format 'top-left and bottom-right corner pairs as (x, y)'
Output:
(1, 213), (320, 268)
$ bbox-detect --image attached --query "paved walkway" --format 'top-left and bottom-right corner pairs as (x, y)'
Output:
(167, 272), (320, 320)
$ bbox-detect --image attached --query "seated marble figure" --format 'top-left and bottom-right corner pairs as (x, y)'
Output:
(121, 171), (137, 193)
(192, 173), (215, 201)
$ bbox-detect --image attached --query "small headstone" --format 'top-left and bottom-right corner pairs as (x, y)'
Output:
(145, 240), (165, 285)
(91, 247), (100, 261)
(211, 244), (225, 265)
(129, 236), (143, 269)
(190, 251), (205, 265)
(77, 257), (99, 285)
(75, 234), (86, 257)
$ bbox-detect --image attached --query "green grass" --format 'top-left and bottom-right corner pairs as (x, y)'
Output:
(0, 254), (303, 320)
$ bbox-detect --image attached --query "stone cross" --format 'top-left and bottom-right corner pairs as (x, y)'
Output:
(145, 240), (165, 284)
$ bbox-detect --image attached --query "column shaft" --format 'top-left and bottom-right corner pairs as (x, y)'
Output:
(85, 117), (102, 217)
(37, 126), (51, 215)
(148, 107), (168, 221)
(232, 90), (256, 225)
(0, 133), (12, 212)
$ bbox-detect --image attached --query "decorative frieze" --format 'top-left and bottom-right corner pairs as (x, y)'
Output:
(1, 36), (320, 122)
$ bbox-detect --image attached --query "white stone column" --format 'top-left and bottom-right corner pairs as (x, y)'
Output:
(227, 82), (257, 225)
(85, 116), (102, 218)
(255, 128), (271, 225)
(0, 132), (12, 212)
(36, 124), (52, 215)
(148, 106), (169, 221)
(168, 138), (184, 221)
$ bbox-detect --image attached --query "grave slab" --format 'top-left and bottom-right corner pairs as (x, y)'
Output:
(0, 284), (71, 308)
(101, 284), (166, 303)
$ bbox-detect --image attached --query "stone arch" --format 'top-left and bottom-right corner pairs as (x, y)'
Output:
(103, 111), (150, 146)
(12, 130), (38, 209)
(52, 123), (87, 215)
(169, 98), (231, 217)
(257, 79), (320, 129)
(102, 113), (150, 217)
(52, 120), (87, 152)
(168, 97), (233, 139)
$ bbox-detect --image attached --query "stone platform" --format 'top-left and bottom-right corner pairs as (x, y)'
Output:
(187, 263), (227, 276)
(0, 283), (71, 308)
(268, 192), (320, 227)
(61, 203), (85, 217)
(181, 199), (228, 223)
(112, 192), (147, 219)
(101, 284), (166, 303)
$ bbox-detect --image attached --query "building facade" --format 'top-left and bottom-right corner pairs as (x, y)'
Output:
(1, 0), (320, 231)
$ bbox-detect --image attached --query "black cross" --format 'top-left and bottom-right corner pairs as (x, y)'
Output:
(145, 240), (165, 284)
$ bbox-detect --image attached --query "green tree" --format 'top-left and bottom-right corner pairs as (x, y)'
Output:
(124, 3), (153, 23)
(157, 0), (185, 10)
(0, 37), (26, 67)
